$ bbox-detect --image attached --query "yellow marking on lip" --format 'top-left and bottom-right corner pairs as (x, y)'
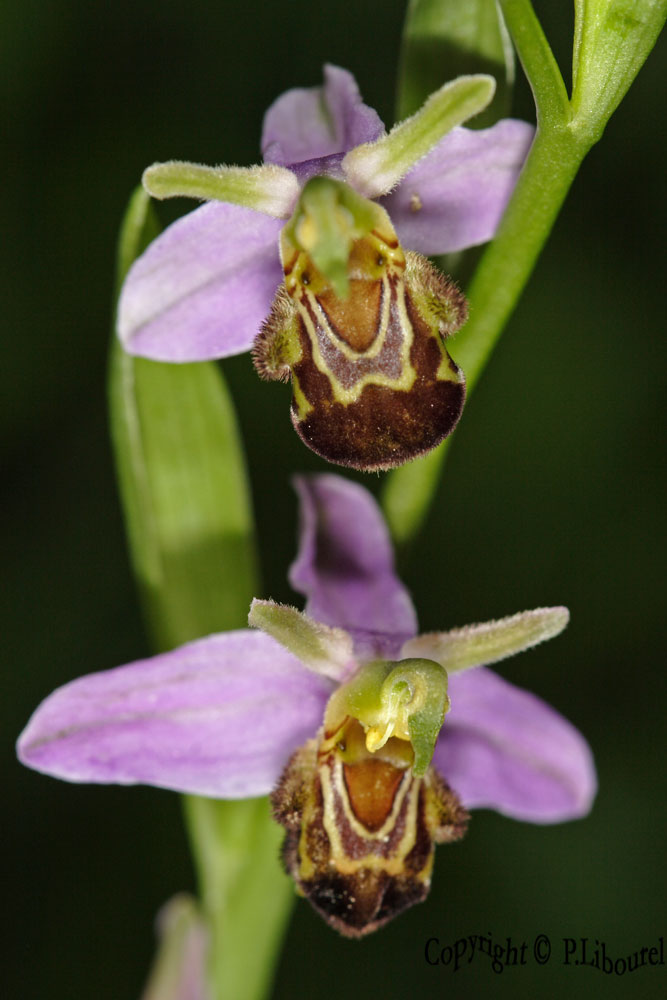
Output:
(290, 371), (313, 419)
(315, 279), (383, 353)
(301, 275), (391, 361)
(316, 757), (422, 878)
(296, 277), (419, 406)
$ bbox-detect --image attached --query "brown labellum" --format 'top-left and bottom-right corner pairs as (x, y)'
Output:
(252, 224), (467, 472)
(271, 721), (468, 937)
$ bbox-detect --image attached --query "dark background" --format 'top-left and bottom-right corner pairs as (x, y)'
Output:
(4, 2), (666, 997)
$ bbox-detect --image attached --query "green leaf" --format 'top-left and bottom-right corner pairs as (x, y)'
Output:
(110, 189), (258, 649)
(397, 0), (515, 123)
(572, 0), (667, 136)
(109, 188), (291, 1000)
(109, 342), (258, 649)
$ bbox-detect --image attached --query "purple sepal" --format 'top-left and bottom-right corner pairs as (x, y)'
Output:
(261, 64), (384, 168)
(289, 475), (418, 660)
(117, 201), (283, 361)
(17, 630), (333, 799)
(434, 667), (597, 822)
(382, 120), (534, 255)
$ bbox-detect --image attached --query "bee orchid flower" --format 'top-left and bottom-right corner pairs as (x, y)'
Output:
(117, 66), (534, 470)
(17, 475), (595, 936)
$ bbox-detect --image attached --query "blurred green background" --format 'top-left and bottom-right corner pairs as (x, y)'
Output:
(3, 1), (665, 997)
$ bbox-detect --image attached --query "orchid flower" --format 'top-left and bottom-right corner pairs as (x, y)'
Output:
(17, 475), (595, 937)
(117, 66), (533, 470)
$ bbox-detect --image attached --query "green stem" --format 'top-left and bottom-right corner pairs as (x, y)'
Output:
(382, 124), (587, 541)
(454, 125), (584, 384)
(184, 797), (293, 1000)
(497, 0), (571, 125)
(382, 3), (594, 543)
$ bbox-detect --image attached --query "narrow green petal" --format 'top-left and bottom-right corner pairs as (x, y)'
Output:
(402, 607), (569, 672)
(143, 161), (299, 219)
(343, 74), (496, 198)
(248, 599), (354, 680)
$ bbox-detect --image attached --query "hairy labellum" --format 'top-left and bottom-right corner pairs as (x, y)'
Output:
(271, 719), (468, 937)
(252, 215), (467, 471)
